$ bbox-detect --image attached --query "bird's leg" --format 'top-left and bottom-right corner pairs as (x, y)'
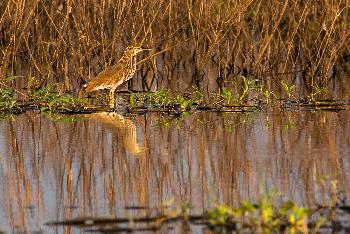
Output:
(109, 88), (116, 109)
(127, 79), (132, 92)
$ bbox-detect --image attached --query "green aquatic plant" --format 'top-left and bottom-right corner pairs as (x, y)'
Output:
(280, 201), (309, 231)
(262, 89), (274, 104)
(256, 84), (275, 104)
(129, 92), (138, 107)
(129, 90), (176, 108)
(216, 77), (257, 106)
(220, 87), (233, 105)
(129, 89), (200, 110)
(239, 76), (256, 103)
(192, 85), (204, 106)
(205, 191), (313, 233)
(206, 205), (237, 225)
(0, 76), (21, 113)
(1, 77), (89, 115)
(176, 95), (192, 110)
(129, 85), (262, 111)
(311, 84), (329, 99)
(281, 80), (296, 99)
(159, 198), (192, 222)
(27, 76), (43, 96)
(31, 85), (87, 113)
(258, 192), (276, 227)
(47, 184), (346, 233)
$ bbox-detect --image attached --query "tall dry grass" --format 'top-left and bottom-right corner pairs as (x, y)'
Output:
(0, 0), (349, 95)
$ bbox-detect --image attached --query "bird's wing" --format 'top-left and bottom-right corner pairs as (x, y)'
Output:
(85, 64), (125, 92)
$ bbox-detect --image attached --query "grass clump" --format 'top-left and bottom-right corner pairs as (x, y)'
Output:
(216, 76), (275, 105)
(129, 88), (203, 111)
(218, 76), (259, 105)
(47, 178), (347, 233)
(0, 76), (89, 115)
(206, 192), (321, 233)
(49, 187), (347, 233)
(281, 80), (296, 100)
(129, 90), (176, 108)
(0, 76), (21, 113)
(29, 84), (88, 113)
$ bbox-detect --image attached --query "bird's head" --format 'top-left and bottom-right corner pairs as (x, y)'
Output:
(124, 46), (151, 56)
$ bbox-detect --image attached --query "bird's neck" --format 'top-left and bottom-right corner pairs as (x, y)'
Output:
(120, 54), (136, 68)
(120, 54), (137, 80)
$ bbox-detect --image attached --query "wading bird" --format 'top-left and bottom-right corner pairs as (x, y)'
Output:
(84, 46), (150, 108)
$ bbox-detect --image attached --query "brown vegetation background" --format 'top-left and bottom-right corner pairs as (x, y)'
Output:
(0, 0), (349, 95)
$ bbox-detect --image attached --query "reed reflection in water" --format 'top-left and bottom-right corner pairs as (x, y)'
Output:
(0, 109), (349, 232)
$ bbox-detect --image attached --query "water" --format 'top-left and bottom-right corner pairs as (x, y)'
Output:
(0, 108), (350, 233)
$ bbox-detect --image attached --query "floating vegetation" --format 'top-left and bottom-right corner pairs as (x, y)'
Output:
(28, 85), (88, 113)
(128, 86), (205, 110)
(1, 74), (346, 116)
(0, 76), (22, 114)
(127, 85), (261, 113)
(280, 80), (296, 100)
(1, 74), (349, 117)
(0, 78), (88, 115)
(47, 189), (350, 233)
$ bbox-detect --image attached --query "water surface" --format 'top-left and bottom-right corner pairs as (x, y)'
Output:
(0, 109), (349, 232)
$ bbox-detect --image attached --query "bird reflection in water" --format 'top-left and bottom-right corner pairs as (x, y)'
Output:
(88, 112), (146, 156)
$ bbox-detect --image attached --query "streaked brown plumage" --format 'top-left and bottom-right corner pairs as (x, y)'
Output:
(84, 46), (149, 107)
